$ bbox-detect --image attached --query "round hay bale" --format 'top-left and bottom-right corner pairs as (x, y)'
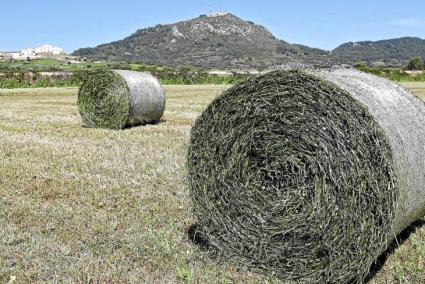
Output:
(187, 68), (425, 283)
(78, 70), (165, 129)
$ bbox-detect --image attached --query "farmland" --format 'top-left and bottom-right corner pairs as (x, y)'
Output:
(2, 58), (425, 90)
(0, 84), (425, 283)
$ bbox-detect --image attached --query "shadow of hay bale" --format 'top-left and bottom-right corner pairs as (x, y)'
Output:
(187, 223), (211, 251)
(122, 118), (165, 130)
(189, 220), (425, 282)
(365, 219), (425, 282)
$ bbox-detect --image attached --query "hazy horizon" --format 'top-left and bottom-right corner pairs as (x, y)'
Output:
(1, 0), (424, 53)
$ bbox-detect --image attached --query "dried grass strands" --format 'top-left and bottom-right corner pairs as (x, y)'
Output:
(78, 70), (165, 129)
(187, 69), (425, 283)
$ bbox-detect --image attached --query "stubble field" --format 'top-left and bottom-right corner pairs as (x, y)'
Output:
(0, 84), (424, 283)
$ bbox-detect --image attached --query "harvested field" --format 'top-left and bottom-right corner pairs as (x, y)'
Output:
(400, 82), (425, 101)
(0, 84), (425, 283)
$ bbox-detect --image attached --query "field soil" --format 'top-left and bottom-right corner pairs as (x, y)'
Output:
(0, 84), (424, 283)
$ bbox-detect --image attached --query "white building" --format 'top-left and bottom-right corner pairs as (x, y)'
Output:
(208, 12), (229, 17)
(19, 44), (64, 57)
(1, 44), (64, 60)
(20, 48), (35, 57)
(0, 51), (21, 60)
(33, 44), (63, 55)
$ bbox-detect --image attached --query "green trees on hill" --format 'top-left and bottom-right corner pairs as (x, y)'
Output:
(406, 57), (425, 70)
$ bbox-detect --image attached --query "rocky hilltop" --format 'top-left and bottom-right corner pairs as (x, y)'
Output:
(73, 14), (331, 69)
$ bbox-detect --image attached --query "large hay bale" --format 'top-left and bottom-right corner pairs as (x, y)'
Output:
(78, 70), (165, 129)
(188, 68), (425, 283)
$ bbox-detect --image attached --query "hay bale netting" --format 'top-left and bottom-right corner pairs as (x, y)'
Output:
(78, 70), (165, 129)
(188, 68), (425, 283)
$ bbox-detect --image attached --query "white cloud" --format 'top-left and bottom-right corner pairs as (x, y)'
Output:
(391, 19), (425, 28)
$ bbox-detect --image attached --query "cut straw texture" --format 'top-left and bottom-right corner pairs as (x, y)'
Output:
(78, 70), (165, 129)
(188, 69), (425, 283)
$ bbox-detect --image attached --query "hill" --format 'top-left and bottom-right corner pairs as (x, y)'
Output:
(332, 37), (425, 66)
(72, 14), (332, 69)
(73, 15), (425, 68)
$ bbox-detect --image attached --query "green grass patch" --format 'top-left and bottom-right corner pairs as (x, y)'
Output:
(356, 66), (425, 82)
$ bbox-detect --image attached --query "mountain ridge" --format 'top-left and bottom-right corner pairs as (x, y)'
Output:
(72, 13), (334, 69)
(332, 37), (425, 66)
(73, 14), (425, 68)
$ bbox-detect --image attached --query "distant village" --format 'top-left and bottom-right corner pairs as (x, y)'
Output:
(0, 44), (65, 61)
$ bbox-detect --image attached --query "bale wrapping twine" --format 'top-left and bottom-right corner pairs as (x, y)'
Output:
(188, 68), (425, 283)
(78, 70), (165, 129)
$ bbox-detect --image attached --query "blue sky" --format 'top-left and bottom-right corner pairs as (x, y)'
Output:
(0, 0), (424, 53)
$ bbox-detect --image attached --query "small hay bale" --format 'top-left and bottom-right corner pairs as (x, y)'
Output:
(78, 70), (165, 129)
(187, 68), (425, 283)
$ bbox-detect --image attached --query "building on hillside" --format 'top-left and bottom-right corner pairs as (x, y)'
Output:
(0, 44), (64, 61)
(208, 12), (229, 17)
(33, 44), (63, 55)
(0, 51), (21, 60)
(21, 48), (35, 57)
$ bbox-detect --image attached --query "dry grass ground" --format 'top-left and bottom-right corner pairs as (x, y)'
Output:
(400, 82), (425, 101)
(0, 84), (424, 283)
